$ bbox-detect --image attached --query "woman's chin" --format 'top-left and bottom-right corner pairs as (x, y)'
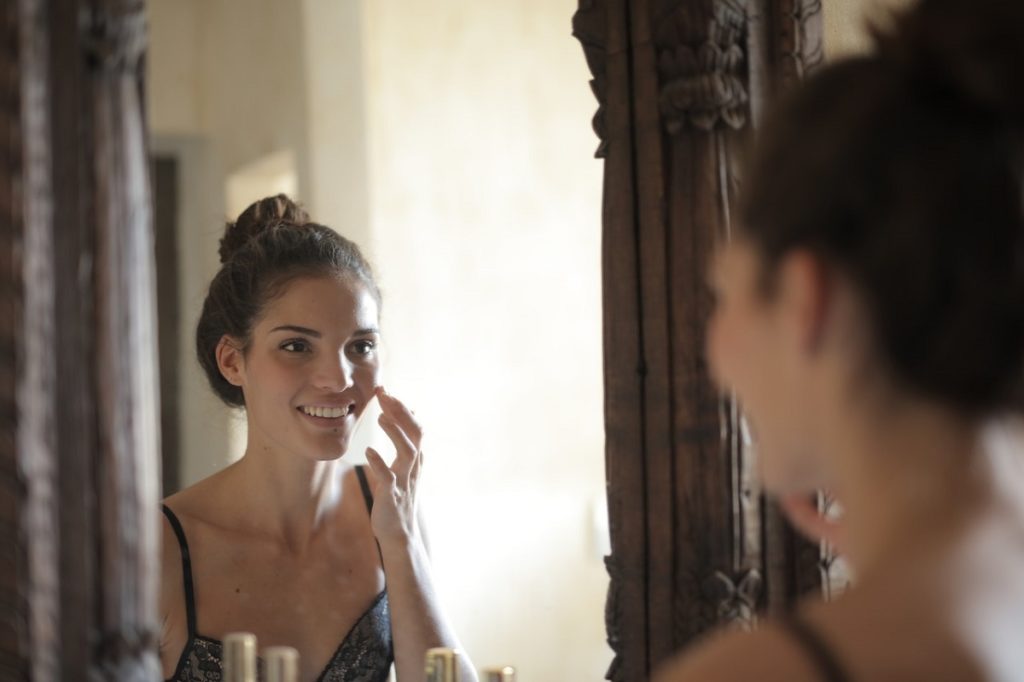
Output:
(306, 437), (351, 461)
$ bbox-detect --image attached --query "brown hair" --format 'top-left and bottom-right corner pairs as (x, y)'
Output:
(739, 0), (1024, 415)
(196, 195), (381, 407)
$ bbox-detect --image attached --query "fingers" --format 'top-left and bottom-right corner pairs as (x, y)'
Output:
(365, 447), (395, 487)
(779, 493), (845, 552)
(378, 413), (416, 476)
(374, 387), (424, 485)
(410, 448), (423, 485)
(376, 387), (423, 447)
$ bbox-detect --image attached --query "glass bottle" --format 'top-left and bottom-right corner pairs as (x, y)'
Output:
(425, 647), (463, 682)
(223, 632), (258, 682)
(482, 665), (517, 682)
(265, 646), (299, 682)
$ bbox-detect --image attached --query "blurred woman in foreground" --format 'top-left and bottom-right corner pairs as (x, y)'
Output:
(657, 1), (1024, 680)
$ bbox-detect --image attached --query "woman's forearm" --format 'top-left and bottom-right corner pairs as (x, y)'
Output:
(380, 538), (478, 682)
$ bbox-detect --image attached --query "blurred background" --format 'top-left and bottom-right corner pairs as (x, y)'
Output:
(146, 0), (906, 678)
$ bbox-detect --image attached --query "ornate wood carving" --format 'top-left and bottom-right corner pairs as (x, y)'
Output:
(705, 568), (762, 625)
(655, 1), (748, 132)
(579, 0), (826, 678)
(771, 0), (824, 90)
(572, 0), (610, 158)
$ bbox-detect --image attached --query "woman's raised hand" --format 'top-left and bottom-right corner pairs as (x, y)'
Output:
(365, 386), (424, 547)
(779, 493), (845, 554)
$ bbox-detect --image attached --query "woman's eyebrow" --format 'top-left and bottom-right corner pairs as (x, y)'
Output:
(269, 325), (380, 337)
(269, 325), (321, 337)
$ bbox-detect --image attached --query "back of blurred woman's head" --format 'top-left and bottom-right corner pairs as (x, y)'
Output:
(740, 0), (1024, 417)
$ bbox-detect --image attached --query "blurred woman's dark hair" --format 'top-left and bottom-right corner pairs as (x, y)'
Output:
(740, 0), (1024, 415)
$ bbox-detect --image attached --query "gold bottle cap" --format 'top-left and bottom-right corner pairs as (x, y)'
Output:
(223, 632), (258, 682)
(482, 666), (517, 682)
(425, 647), (463, 682)
(264, 646), (299, 682)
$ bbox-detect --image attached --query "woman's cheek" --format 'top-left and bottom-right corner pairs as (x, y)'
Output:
(356, 361), (381, 389)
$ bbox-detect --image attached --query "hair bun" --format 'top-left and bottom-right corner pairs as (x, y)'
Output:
(876, 0), (1024, 122)
(219, 194), (312, 264)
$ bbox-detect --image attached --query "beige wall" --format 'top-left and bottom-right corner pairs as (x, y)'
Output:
(824, 0), (913, 58)
(361, 1), (609, 678)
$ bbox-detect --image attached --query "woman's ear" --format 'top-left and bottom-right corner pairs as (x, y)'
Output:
(777, 249), (831, 354)
(215, 335), (246, 387)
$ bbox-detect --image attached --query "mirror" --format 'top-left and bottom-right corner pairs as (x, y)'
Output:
(145, 0), (908, 679)
(147, 1), (607, 678)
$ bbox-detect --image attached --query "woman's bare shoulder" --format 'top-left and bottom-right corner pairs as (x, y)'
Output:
(652, 623), (825, 682)
(161, 468), (232, 521)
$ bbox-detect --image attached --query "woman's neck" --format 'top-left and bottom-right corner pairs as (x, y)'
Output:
(824, 396), (990, 579)
(225, 435), (348, 555)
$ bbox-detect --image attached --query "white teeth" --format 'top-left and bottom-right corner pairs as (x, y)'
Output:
(302, 406), (346, 418)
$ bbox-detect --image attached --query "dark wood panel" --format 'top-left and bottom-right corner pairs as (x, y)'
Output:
(0, 0), (29, 678)
(152, 155), (180, 497)
(18, 0), (62, 679)
(574, 0), (649, 679)
(51, 0), (99, 675)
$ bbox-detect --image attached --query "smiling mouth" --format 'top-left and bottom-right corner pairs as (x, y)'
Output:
(298, 404), (355, 419)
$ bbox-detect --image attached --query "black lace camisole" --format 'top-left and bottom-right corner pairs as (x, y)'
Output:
(162, 466), (393, 682)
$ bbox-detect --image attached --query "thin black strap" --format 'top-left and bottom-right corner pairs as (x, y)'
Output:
(353, 466), (386, 569)
(355, 465), (374, 514)
(781, 616), (852, 682)
(161, 505), (197, 638)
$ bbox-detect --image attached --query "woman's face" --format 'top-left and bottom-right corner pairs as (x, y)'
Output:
(224, 275), (381, 462)
(706, 238), (827, 493)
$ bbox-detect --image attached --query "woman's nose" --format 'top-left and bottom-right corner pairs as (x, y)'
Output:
(314, 353), (354, 391)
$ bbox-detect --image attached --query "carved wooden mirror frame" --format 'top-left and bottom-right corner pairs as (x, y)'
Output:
(573, 1), (840, 679)
(2, 0), (842, 678)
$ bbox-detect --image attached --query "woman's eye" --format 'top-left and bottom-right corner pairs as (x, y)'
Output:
(281, 340), (311, 353)
(351, 340), (376, 356)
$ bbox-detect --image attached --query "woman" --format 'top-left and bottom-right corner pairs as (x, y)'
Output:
(657, 0), (1024, 680)
(159, 196), (476, 681)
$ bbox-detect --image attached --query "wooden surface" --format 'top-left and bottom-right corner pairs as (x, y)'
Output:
(153, 156), (180, 498)
(1, 0), (161, 678)
(575, 1), (828, 679)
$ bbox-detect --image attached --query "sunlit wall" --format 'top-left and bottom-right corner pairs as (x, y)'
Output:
(359, 2), (608, 678)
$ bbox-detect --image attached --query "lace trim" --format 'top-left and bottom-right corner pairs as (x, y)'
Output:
(167, 593), (392, 682)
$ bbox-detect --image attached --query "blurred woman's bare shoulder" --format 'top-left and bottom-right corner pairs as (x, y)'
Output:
(652, 623), (826, 682)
